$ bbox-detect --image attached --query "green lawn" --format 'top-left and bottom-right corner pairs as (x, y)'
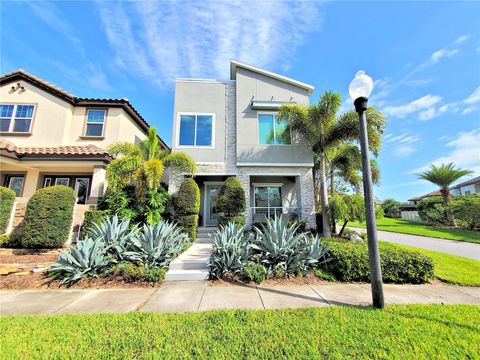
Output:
(350, 217), (480, 243)
(1, 305), (479, 359)
(381, 241), (480, 286)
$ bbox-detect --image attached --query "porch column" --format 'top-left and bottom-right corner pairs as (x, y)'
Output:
(22, 169), (40, 198)
(300, 168), (316, 229)
(236, 170), (251, 227)
(88, 165), (106, 204)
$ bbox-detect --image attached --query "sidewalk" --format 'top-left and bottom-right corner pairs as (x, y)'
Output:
(349, 227), (480, 261)
(1, 282), (479, 315)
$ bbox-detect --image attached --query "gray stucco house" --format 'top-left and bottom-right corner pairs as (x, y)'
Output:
(168, 61), (316, 229)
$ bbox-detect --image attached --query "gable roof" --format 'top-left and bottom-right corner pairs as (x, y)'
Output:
(230, 60), (315, 95)
(451, 176), (480, 189)
(0, 69), (169, 151)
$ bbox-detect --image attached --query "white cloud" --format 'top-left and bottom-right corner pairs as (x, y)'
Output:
(464, 86), (480, 105)
(430, 49), (458, 64)
(386, 132), (421, 158)
(412, 129), (480, 175)
(454, 35), (471, 44)
(383, 94), (442, 119)
(98, 1), (321, 88)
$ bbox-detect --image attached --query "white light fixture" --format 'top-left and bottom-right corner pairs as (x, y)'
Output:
(349, 70), (373, 101)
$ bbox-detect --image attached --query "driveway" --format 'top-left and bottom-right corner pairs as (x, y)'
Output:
(349, 227), (480, 261)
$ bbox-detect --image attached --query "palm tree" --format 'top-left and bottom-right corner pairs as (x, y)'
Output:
(417, 163), (473, 226)
(326, 143), (380, 233)
(277, 91), (386, 236)
(106, 127), (196, 200)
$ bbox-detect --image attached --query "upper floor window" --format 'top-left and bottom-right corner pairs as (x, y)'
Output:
(258, 113), (291, 145)
(0, 104), (35, 133)
(178, 113), (213, 147)
(85, 109), (106, 137)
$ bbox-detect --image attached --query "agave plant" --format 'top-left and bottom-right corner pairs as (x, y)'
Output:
(87, 215), (138, 260)
(124, 221), (189, 268)
(208, 222), (250, 279)
(305, 234), (330, 267)
(251, 216), (311, 275)
(48, 237), (112, 285)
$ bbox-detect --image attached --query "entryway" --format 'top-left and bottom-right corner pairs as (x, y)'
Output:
(205, 183), (222, 226)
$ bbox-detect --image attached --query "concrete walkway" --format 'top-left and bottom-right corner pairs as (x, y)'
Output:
(349, 227), (480, 261)
(1, 282), (479, 315)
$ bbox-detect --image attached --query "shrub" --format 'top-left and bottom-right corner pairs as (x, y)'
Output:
(217, 177), (246, 216)
(381, 199), (401, 218)
(21, 186), (76, 248)
(313, 268), (336, 282)
(125, 221), (189, 268)
(242, 262), (266, 284)
(209, 223), (250, 279)
(82, 210), (109, 235)
(321, 239), (435, 284)
(107, 262), (166, 282)
(0, 187), (15, 233)
(417, 197), (446, 225)
(449, 194), (480, 230)
(251, 217), (329, 276)
(48, 237), (112, 285)
(375, 206), (384, 219)
(174, 178), (200, 240)
(218, 215), (246, 228)
(0, 234), (21, 248)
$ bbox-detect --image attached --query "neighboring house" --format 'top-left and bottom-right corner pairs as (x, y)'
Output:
(408, 176), (480, 205)
(0, 69), (168, 204)
(169, 60), (316, 228)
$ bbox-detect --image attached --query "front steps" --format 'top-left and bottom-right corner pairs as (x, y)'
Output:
(165, 227), (217, 281)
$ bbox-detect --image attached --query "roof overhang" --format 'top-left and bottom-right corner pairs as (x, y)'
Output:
(230, 60), (315, 95)
(251, 100), (296, 110)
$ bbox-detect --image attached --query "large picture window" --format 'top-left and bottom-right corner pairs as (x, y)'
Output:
(258, 113), (290, 145)
(0, 104), (35, 133)
(85, 109), (106, 137)
(178, 114), (213, 147)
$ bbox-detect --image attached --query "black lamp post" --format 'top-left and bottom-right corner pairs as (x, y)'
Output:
(349, 71), (385, 309)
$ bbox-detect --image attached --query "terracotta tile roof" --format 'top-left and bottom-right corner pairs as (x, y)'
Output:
(0, 139), (111, 161)
(0, 69), (169, 151)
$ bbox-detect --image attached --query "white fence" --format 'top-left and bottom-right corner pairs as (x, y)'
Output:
(401, 210), (421, 222)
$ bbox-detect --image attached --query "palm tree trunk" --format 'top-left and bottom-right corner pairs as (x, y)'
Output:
(338, 220), (348, 237)
(329, 172), (337, 234)
(319, 152), (331, 237)
(441, 188), (456, 227)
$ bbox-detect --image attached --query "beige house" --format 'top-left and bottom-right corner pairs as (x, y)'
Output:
(0, 69), (168, 205)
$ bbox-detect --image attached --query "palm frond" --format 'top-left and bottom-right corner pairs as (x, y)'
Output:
(417, 163), (473, 189)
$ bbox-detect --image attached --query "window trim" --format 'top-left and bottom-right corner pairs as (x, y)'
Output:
(257, 111), (291, 146)
(253, 184), (283, 208)
(7, 176), (25, 197)
(83, 108), (107, 138)
(176, 112), (215, 149)
(0, 103), (36, 134)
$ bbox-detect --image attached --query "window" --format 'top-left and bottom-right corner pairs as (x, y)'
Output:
(254, 185), (282, 218)
(258, 113), (290, 145)
(7, 176), (24, 196)
(55, 178), (70, 186)
(0, 104), (35, 133)
(85, 109), (106, 137)
(465, 190), (471, 195)
(178, 114), (213, 147)
(44, 177), (52, 187)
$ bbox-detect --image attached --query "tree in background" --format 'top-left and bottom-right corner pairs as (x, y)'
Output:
(329, 193), (366, 237)
(381, 198), (401, 218)
(417, 163), (473, 226)
(106, 127), (196, 201)
(278, 91), (386, 236)
(449, 194), (480, 230)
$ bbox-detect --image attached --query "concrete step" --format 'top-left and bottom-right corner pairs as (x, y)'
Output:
(196, 237), (213, 244)
(169, 259), (209, 270)
(165, 269), (209, 281)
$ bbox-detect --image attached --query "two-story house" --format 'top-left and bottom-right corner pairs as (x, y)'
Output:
(169, 61), (316, 228)
(0, 70), (168, 205)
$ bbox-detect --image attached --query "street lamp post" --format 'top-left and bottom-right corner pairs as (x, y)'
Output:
(349, 71), (385, 309)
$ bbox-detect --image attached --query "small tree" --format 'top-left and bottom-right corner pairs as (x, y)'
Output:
(217, 177), (246, 227)
(449, 195), (480, 230)
(22, 186), (76, 248)
(381, 198), (401, 218)
(0, 187), (16, 233)
(174, 178), (200, 240)
(417, 197), (446, 225)
(329, 193), (365, 237)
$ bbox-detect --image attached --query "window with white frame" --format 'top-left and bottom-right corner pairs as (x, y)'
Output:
(6, 176), (24, 196)
(0, 104), (35, 133)
(178, 114), (213, 147)
(85, 109), (106, 137)
(258, 113), (290, 145)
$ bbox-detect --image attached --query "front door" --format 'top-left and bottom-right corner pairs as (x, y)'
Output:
(205, 184), (222, 226)
(74, 178), (90, 204)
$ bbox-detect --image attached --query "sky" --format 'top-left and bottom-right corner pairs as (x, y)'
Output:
(1, 1), (479, 201)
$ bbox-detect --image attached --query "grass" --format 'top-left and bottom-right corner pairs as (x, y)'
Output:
(349, 217), (480, 244)
(1, 305), (479, 359)
(381, 241), (480, 286)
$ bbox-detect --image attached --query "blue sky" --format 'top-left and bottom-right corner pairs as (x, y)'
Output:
(1, 1), (479, 201)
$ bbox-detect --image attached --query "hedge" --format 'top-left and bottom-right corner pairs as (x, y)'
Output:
(0, 187), (16, 233)
(322, 239), (435, 284)
(21, 185), (76, 248)
(175, 178), (200, 241)
(218, 215), (246, 228)
(217, 177), (246, 216)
